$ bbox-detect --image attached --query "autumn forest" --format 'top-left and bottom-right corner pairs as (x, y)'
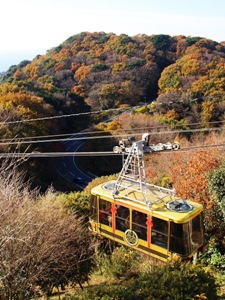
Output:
(0, 31), (225, 299)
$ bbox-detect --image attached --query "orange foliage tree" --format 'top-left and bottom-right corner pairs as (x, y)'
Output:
(74, 64), (91, 84)
(201, 100), (215, 126)
(168, 150), (221, 207)
(0, 82), (55, 139)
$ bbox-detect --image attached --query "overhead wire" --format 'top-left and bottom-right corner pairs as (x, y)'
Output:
(1, 93), (224, 126)
(0, 104), (140, 125)
(0, 96), (225, 154)
(1, 118), (225, 142)
(1, 125), (225, 145)
(0, 126), (224, 155)
(0, 94), (224, 143)
(1, 142), (225, 158)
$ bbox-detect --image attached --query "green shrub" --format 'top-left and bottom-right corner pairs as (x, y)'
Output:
(94, 245), (141, 279)
(55, 191), (90, 216)
(126, 59), (146, 69)
(65, 262), (218, 300)
(106, 246), (141, 279)
(134, 262), (218, 300)
(91, 64), (108, 72)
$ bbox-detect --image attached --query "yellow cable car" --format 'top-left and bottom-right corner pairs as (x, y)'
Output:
(89, 180), (204, 262)
(89, 134), (204, 263)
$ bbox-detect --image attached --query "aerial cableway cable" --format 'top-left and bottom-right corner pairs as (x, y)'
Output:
(0, 118), (225, 143)
(1, 125), (225, 146)
(1, 142), (225, 158)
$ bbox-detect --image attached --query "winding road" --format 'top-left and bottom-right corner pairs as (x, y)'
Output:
(55, 134), (95, 188)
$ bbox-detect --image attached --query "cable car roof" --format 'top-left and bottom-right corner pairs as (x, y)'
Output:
(91, 180), (203, 223)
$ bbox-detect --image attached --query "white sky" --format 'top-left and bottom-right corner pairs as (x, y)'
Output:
(1, 0), (225, 71)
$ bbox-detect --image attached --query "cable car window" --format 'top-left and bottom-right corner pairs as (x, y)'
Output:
(170, 222), (190, 255)
(132, 211), (147, 240)
(90, 195), (97, 221)
(116, 205), (129, 231)
(190, 214), (204, 250)
(99, 199), (111, 225)
(151, 217), (168, 249)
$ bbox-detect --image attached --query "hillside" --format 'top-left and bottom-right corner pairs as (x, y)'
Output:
(0, 31), (225, 189)
(1, 32), (225, 125)
(1, 32), (225, 123)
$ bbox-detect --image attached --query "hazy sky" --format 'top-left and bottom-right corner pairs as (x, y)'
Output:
(1, 0), (225, 71)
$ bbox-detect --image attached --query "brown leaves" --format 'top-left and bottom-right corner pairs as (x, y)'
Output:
(169, 150), (220, 207)
(0, 165), (94, 298)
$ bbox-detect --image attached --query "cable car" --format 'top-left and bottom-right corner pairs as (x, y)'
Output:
(89, 134), (204, 262)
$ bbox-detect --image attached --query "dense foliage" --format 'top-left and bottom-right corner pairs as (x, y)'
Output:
(64, 246), (219, 300)
(1, 32), (225, 129)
